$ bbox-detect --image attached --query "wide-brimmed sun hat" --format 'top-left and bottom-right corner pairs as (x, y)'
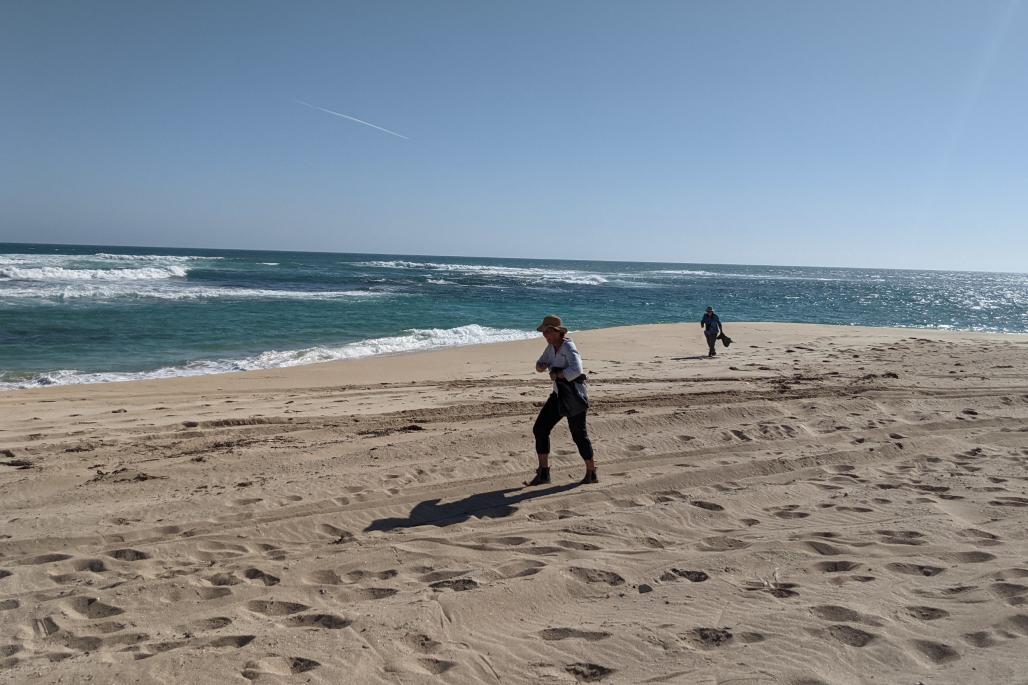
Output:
(536, 315), (568, 333)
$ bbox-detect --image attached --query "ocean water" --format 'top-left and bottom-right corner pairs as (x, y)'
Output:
(1, 242), (1025, 389)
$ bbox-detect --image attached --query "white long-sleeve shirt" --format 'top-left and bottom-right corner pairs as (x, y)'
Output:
(537, 338), (585, 388)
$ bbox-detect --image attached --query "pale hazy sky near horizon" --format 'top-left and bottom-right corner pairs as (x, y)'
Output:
(2, 1), (1026, 272)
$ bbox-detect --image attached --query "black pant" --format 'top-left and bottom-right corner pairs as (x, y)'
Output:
(706, 333), (718, 356)
(533, 393), (593, 460)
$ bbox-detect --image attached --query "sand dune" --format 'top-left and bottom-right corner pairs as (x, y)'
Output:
(1, 323), (1027, 683)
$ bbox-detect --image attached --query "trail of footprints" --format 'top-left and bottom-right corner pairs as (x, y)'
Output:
(3, 346), (1027, 680)
(4, 467), (1026, 668)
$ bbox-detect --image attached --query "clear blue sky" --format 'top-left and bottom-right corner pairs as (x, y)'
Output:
(2, 1), (1026, 271)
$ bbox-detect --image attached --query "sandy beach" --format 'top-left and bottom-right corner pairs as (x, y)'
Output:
(1, 322), (1026, 684)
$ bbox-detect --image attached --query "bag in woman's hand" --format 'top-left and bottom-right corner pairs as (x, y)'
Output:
(555, 376), (589, 417)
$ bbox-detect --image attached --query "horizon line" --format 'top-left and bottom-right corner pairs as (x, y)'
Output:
(1, 240), (1022, 276)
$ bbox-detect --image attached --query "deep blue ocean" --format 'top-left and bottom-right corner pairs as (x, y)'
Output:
(1, 242), (1025, 389)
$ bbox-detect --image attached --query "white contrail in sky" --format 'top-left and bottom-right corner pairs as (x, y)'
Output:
(293, 99), (409, 139)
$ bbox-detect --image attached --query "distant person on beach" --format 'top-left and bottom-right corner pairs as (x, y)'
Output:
(526, 315), (597, 486)
(701, 306), (722, 357)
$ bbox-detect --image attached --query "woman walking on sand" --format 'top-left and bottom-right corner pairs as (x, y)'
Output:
(526, 315), (597, 486)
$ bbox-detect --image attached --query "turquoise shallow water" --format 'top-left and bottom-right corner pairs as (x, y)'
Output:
(1, 242), (1025, 388)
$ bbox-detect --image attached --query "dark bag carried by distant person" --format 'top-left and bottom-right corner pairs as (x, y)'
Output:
(718, 333), (732, 348)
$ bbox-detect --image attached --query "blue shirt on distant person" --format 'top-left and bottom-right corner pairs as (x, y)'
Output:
(701, 310), (722, 336)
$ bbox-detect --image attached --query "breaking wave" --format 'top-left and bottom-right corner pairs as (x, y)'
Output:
(0, 284), (389, 300)
(353, 260), (608, 286)
(0, 324), (535, 390)
(1, 265), (187, 281)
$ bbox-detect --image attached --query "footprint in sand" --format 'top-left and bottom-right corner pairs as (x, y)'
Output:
(660, 569), (709, 583)
(877, 530), (926, 546)
(65, 597), (123, 619)
(480, 536), (530, 547)
(697, 536), (749, 552)
(556, 539), (600, 551)
(241, 655), (318, 680)
(687, 627), (733, 649)
(814, 560), (861, 573)
(943, 551), (996, 564)
(351, 588), (398, 601)
(810, 605), (863, 623)
(803, 541), (846, 556)
(348, 569), (399, 582)
(497, 560), (547, 579)
(887, 563), (944, 577)
(317, 523), (355, 544)
(205, 573), (242, 587)
(566, 567), (625, 586)
(959, 528), (1001, 545)
(429, 578), (478, 592)
(20, 553), (72, 565)
(995, 614), (1028, 636)
(910, 639), (960, 664)
(827, 625), (877, 647)
(404, 655), (454, 677)
(770, 504), (809, 519)
(189, 617), (233, 631)
(419, 570), (469, 583)
(303, 569), (342, 585)
(906, 606), (949, 621)
(243, 568), (280, 586)
(990, 582), (1028, 605)
(962, 631), (997, 648)
(195, 586), (233, 600)
(990, 496), (1028, 507)
(404, 633), (441, 653)
(539, 628), (611, 641)
(247, 600), (308, 616)
(745, 581), (799, 599)
(284, 614), (351, 629)
(993, 569), (1028, 581)
(107, 548), (150, 561)
(71, 559), (108, 573)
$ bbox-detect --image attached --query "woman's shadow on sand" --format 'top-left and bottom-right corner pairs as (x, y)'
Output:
(364, 483), (578, 532)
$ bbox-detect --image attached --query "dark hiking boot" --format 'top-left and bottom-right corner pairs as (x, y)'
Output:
(579, 470), (598, 485)
(525, 467), (550, 486)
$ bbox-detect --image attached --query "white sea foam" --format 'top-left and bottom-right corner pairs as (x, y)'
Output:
(0, 284), (388, 300)
(93, 253), (222, 262)
(0, 265), (188, 280)
(649, 269), (718, 276)
(0, 251), (225, 282)
(353, 260), (608, 285)
(0, 324), (535, 390)
(646, 268), (847, 282)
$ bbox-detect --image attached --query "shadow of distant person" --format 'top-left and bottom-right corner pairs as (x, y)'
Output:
(671, 355), (712, 361)
(364, 483), (577, 532)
